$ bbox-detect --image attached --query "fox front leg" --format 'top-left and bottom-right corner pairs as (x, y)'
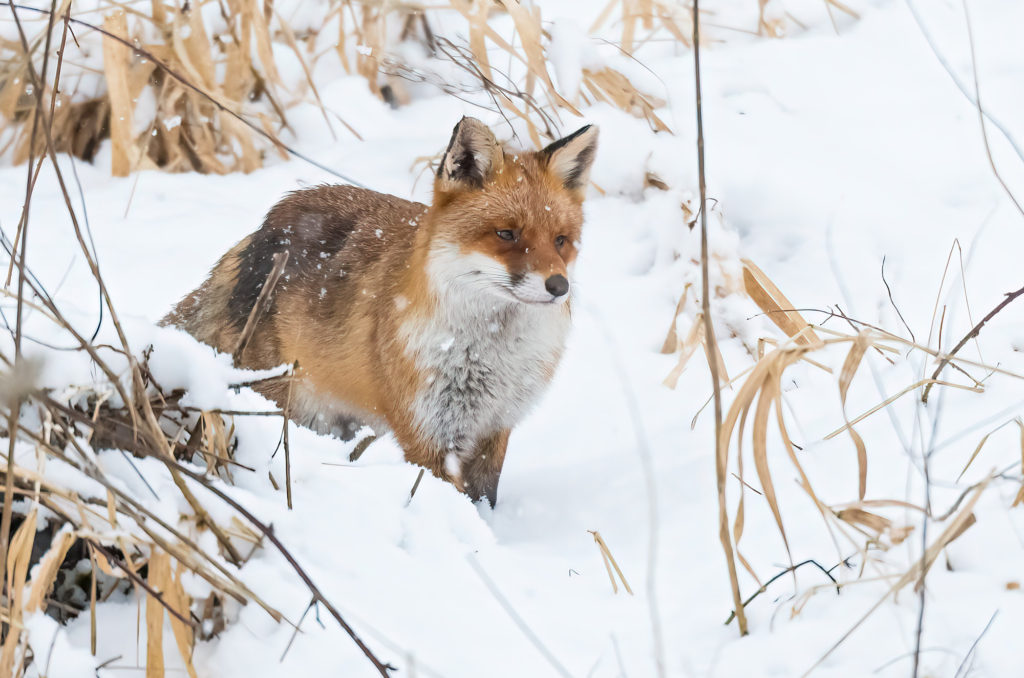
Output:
(462, 429), (511, 508)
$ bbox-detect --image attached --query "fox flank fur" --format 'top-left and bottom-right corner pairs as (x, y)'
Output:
(163, 118), (599, 506)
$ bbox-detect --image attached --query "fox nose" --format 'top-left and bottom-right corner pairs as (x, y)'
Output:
(545, 274), (569, 298)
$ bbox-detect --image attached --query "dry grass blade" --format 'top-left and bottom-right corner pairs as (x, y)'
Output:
(955, 418), (1022, 483)
(1, 510), (36, 674)
(146, 550), (170, 678)
(660, 284), (692, 354)
(752, 364), (793, 565)
(89, 547), (98, 655)
(667, 258), (818, 392)
(732, 406), (764, 588)
(838, 330), (870, 499)
(742, 258), (820, 346)
(663, 312), (704, 388)
(25, 526), (76, 613)
(167, 465), (244, 566)
(148, 550), (199, 678)
(802, 479), (987, 677)
(709, 308), (936, 605)
(1012, 420), (1024, 507)
(495, 0), (566, 108)
(825, 0), (860, 19)
(825, 378), (984, 441)
(703, 322), (731, 387)
(836, 508), (912, 545)
(905, 490), (983, 596)
(588, 530), (634, 595)
(101, 10), (135, 177)
(715, 347), (773, 633)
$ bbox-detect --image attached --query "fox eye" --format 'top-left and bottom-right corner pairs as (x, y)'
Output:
(496, 230), (516, 242)
(555, 235), (567, 248)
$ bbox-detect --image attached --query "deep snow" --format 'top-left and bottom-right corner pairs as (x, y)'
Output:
(2, 0), (1024, 676)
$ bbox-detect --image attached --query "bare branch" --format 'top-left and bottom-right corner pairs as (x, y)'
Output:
(922, 285), (1024, 403)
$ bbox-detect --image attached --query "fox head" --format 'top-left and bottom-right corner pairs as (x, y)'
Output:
(427, 117), (599, 306)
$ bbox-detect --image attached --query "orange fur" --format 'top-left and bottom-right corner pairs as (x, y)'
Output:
(163, 118), (598, 505)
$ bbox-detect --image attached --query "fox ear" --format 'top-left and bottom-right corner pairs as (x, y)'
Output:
(437, 117), (505, 192)
(542, 125), (599, 198)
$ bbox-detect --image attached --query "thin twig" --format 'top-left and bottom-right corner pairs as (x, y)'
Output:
(922, 285), (1024, 403)
(283, 362), (296, 510)
(349, 434), (377, 462)
(903, 0), (1024, 166)
(953, 609), (999, 678)
(169, 462), (394, 676)
(280, 597), (317, 662)
(180, 406), (285, 417)
(234, 251), (290, 367)
(750, 306), (993, 384)
(959, 0), (1024, 219)
(725, 558), (844, 625)
(881, 256), (915, 344)
(466, 554), (572, 678)
(911, 466), (932, 678)
(406, 468), (425, 506)
(166, 466), (244, 566)
(87, 541), (199, 630)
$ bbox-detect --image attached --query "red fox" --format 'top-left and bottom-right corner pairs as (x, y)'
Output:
(163, 117), (598, 506)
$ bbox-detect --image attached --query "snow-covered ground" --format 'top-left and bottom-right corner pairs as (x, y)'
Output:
(3, 0), (1024, 675)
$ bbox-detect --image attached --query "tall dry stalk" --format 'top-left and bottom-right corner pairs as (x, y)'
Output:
(691, 0), (748, 636)
(1, 0), (57, 616)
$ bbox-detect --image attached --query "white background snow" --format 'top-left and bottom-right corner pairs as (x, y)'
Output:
(2, 0), (1024, 676)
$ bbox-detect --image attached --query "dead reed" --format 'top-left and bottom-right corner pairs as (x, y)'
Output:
(662, 249), (1024, 649)
(0, 20), (393, 671)
(0, 262), (394, 676)
(1, 0), (683, 178)
(1, 0), (299, 174)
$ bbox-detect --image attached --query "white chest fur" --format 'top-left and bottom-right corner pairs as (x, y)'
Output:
(401, 249), (570, 454)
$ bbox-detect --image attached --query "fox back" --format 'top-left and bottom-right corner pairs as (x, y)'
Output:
(164, 117), (599, 505)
